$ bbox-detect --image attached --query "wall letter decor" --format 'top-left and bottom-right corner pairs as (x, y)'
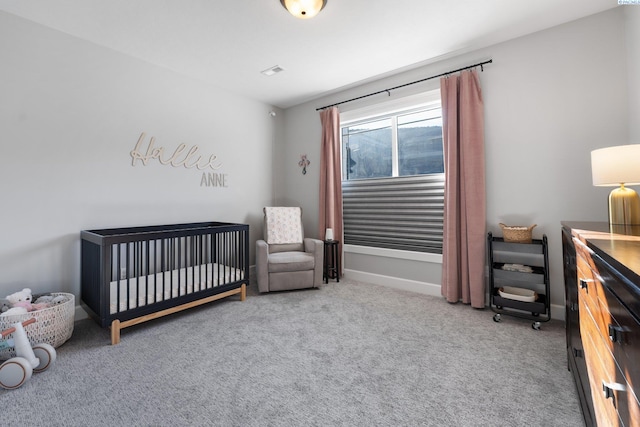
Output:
(130, 133), (223, 170)
(200, 173), (228, 187)
(131, 132), (227, 188)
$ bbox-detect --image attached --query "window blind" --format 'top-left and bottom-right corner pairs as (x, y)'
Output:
(342, 174), (445, 254)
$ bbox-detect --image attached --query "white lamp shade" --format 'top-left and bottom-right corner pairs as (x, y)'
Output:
(280, 0), (326, 19)
(591, 144), (640, 187)
(325, 228), (334, 240)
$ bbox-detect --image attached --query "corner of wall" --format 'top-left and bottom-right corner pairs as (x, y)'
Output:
(624, 5), (640, 141)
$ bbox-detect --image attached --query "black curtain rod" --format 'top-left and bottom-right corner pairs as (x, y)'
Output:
(315, 59), (493, 111)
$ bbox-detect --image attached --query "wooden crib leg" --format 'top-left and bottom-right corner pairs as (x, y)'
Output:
(111, 320), (121, 345)
(240, 283), (246, 301)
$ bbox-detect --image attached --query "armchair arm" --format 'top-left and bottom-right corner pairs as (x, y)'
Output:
(256, 239), (270, 293)
(304, 237), (323, 253)
(304, 238), (324, 286)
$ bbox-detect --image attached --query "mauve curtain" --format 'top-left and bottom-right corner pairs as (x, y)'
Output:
(440, 69), (486, 308)
(319, 107), (343, 275)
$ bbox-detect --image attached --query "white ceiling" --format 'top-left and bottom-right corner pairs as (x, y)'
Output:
(0, 0), (619, 109)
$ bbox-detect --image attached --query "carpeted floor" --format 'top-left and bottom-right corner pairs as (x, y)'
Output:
(6, 279), (583, 426)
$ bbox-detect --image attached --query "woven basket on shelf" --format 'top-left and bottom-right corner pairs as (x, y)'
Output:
(0, 292), (74, 360)
(499, 223), (537, 244)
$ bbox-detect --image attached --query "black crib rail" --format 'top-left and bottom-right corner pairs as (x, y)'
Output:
(81, 222), (249, 328)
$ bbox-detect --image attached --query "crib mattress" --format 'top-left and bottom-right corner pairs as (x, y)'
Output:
(109, 263), (243, 314)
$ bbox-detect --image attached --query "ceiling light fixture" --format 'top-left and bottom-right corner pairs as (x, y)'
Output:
(261, 65), (285, 76)
(280, 0), (327, 19)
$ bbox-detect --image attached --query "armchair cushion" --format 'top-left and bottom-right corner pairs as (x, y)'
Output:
(264, 207), (303, 244)
(268, 252), (315, 273)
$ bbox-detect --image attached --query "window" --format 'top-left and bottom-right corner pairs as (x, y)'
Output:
(341, 91), (445, 254)
(342, 108), (443, 180)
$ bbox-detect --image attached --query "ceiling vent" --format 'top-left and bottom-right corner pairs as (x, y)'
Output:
(261, 65), (285, 76)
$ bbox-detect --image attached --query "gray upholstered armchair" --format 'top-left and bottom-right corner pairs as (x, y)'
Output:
(256, 207), (324, 293)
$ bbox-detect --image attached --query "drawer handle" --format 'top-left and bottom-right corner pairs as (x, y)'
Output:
(608, 324), (626, 344)
(579, 279), (591, 292)
(602, 381), (626, 400)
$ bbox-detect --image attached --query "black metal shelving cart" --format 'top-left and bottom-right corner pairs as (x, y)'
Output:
(488, 232), (550, 330)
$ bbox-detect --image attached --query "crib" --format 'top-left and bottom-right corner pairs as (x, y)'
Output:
(81, 221), (249, 344)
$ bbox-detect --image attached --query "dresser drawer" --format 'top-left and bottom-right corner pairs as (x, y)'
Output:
(580, 296), (626, 426)
(575, 239), (640, 391)
(575, 238), (640, 426)
(576, 253), (602, 315)
(577, 253), (623, 360)
(591, 256), (640, 426)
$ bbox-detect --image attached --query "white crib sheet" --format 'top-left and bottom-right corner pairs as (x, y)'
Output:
(109, 263), (243, 314)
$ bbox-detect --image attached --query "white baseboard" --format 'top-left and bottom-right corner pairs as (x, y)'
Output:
(344, 269), (442, 297)
(549, 304), (565, 322)
(75, 305), (89, 321)
(344, 268), (566, 321)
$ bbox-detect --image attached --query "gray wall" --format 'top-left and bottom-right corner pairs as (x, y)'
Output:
(626, 6), (640, 142)
(279, 7), (631, 318)
(0, 12), (279, 299)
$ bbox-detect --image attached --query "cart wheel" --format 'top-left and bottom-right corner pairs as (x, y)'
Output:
(532, 312), (540, 317)
(0, 357), (33, 390)
(32, 343), (56, 373)
(532, 321), (541, 330)
(493, 314), (501, 322)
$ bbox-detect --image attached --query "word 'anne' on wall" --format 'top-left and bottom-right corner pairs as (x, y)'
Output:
(200, 173), (228, 187)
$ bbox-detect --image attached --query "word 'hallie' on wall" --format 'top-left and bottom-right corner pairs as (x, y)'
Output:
(130, 133), (223, 169)
(130, 132), (228, 187)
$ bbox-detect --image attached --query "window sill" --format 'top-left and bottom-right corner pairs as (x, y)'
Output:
(344, 244), (442, 264)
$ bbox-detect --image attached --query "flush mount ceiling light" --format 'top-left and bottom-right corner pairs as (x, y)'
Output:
(280, 0), (327, 19)
(261, 65), (285, 76)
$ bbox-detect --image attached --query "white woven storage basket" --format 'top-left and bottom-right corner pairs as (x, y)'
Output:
(0, 292), (74, 359)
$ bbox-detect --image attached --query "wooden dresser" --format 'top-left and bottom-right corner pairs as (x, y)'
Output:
(562, 222), (640, 427)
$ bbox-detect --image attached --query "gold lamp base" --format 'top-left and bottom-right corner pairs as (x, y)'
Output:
(609, 185), (640, 225)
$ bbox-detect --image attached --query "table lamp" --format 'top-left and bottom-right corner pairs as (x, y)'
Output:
(591, 144), (640, 225)
(325, 228), (334, 241)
